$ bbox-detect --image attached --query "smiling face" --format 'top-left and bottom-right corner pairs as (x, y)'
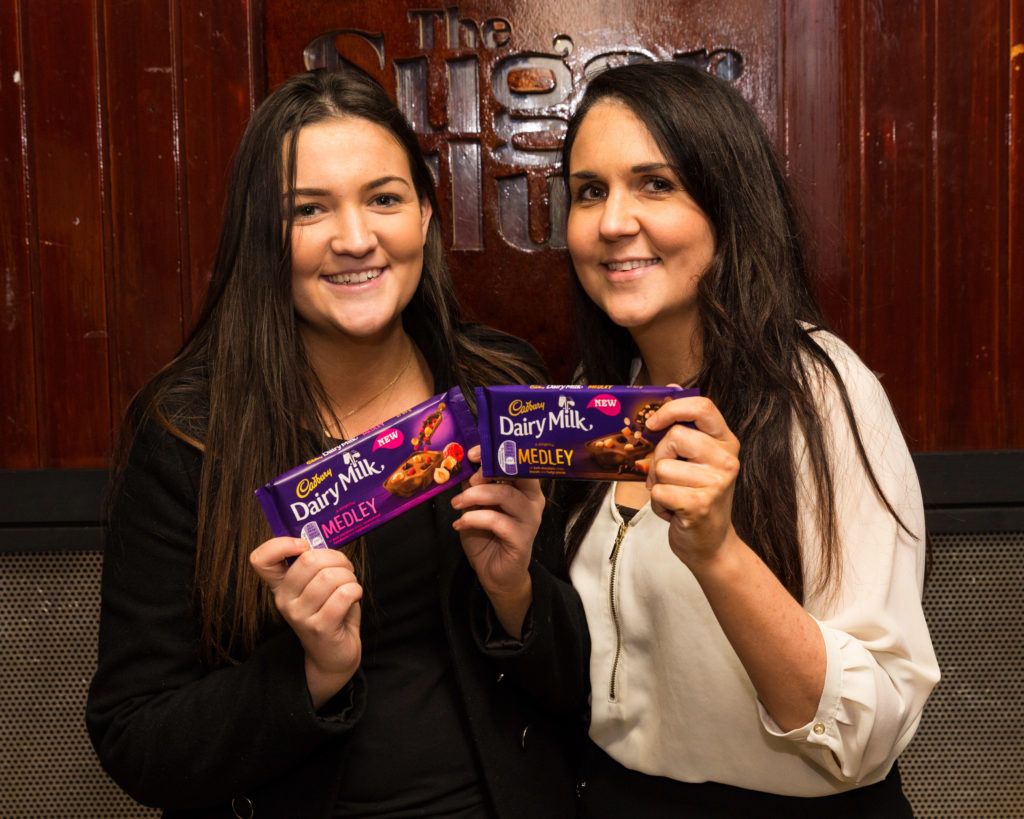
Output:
(288, 117), (431, 345)
(566, 100), (715, 342)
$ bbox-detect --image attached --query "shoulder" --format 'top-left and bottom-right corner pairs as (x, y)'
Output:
(462, 323), (542, 362)
(112, 375), (208, 510)
(799, 327), (892, 416)
(796, 327), (917, 500)
(124, 360), (211, 451)
(460, 323), (547, 383)
(114, 407), (203, 509)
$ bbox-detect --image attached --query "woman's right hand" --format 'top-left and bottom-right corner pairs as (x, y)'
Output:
(250, 538), (363, 709)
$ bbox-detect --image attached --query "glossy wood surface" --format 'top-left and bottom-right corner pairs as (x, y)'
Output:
(0, 1), (38, 468)
(23, 1), (112, 466)
(0, 0), (1020, 468)
(265, 0), (776, 383)
(0, 0), (257, 468)
(104, 0), (187, 433)
(1013, 0), (1024, 447)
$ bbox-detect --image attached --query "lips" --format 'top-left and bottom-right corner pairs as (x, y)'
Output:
(323, 267), (385, 285)
(604, 258), (660, 272)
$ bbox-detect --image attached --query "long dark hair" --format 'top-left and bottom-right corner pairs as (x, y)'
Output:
(116, 69), (540, 661)
(561, 62), (907, 602)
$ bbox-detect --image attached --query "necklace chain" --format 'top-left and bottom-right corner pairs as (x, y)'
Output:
(328, 348), (415, 439)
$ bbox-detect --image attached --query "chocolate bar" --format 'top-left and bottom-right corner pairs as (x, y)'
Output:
(475, 385), (699, 481)
(256, 388), (479, 549)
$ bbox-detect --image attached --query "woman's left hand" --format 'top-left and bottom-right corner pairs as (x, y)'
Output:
(451, 445), (545, 638)
(644, 395), (742, 568)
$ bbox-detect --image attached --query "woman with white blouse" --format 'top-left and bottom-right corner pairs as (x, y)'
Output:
(559, 61), (939, 817)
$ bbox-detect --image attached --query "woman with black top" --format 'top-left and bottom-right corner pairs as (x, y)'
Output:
(86, 69), (589, 818)
(560, 62), (938, 816)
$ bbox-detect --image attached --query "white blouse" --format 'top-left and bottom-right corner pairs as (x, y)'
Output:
(569, 331), (940, 796)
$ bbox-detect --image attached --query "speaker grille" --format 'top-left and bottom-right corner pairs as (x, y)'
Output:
(0, 550), (157, 818)
(900, 530), (1024, 817)
(1, 534), (1020, 814)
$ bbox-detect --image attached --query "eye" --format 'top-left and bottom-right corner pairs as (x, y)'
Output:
(291, 202), (322, 220)
(642, 176), (675, 194)
(371, 192), (402, 207)
(573, 183), (606, 203)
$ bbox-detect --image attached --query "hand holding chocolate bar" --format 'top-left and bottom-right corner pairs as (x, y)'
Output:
(451, 445), (545, 639)
(249, 538), (363, 708)
(642, 395), (742, 567)
(256, 388), (479, 550)
(475, 385), (700, 481)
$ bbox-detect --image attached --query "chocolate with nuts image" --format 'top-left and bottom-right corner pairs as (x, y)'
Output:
(584, 399), (667, 474)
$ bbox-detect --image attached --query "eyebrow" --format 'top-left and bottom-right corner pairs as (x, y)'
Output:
(286, 176), (413, 198)
(364, 175), (412, 191)
(631, 162), (674, 174)
(569, 163), (677, 180)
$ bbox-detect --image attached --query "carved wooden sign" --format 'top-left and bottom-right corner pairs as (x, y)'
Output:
(264, 1), (775, 374)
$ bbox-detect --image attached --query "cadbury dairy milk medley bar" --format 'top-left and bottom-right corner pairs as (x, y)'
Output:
(475, 385), (699, 481)
(256, 388), (479, 550)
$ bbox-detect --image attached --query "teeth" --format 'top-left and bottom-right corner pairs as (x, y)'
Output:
(606, 259), (658, 271)
(325, 268), (384, 285)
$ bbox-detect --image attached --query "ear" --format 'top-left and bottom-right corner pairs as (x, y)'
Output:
(419, 197), (432, 245)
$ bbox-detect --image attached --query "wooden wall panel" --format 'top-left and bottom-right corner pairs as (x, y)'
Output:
(0, 0), (1021, 468)
(855, 0), (934, 448)
(780, 0), (848, 333)
(178, 0), (259, 323)
(0, 2), (39, 467)
(103, 0), (188, 427)
(932, 1), (1008, 449)
(263, 0), (777, 381)
(23, 2), (111, 467)
(0, 1), (259, 468)
(1003, 0), (1019, 448)
(788, 0), (1022, 450)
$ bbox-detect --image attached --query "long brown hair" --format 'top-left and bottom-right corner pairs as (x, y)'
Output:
(115, 69), (540, 662)
(560, 62), (909, 602)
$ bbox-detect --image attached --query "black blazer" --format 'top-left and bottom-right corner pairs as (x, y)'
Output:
(86, 411), (590, 817)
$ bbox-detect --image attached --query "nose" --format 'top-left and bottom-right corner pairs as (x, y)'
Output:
(329, 205), (377, 257)
(598, 187), (640, 241)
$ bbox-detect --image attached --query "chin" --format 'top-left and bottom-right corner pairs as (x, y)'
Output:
(313, 312), (399, 341)
(601, 306), (655, 330)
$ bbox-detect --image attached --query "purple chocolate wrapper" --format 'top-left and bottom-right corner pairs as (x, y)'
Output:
(475, 385), (699, 481)
(256, 387), (479, 549)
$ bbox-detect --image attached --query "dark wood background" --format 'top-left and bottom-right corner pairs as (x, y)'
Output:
(2, 0), (1021, 469)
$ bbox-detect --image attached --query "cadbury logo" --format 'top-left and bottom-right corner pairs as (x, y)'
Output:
(508, 399), (544, 417)
(296, 469), (333, 499)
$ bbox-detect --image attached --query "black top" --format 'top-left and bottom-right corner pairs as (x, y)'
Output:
(581, 739), (913, 818)
(616, 504), (639, 523)
(332, 495), (487, 815)
(86, 326), (591, 819)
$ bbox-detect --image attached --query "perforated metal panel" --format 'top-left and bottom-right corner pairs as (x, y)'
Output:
(900, 531), (1024, 817)
(0, 550), (158, 818)
(3, 534), (1022, 816)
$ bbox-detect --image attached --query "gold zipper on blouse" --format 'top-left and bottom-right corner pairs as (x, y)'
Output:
(608, 520), (629, 701)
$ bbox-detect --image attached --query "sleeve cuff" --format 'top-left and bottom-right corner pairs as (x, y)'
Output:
(757, 617), (844, 752)
(258, 627), (367, 735)
(470, 581), (536, 655)
(470, 563), (548, 657)
(313, 668), (367, 726)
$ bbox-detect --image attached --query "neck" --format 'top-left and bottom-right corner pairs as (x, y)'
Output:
(630, 313), (702, 386)
(300, 322), (427, 434)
